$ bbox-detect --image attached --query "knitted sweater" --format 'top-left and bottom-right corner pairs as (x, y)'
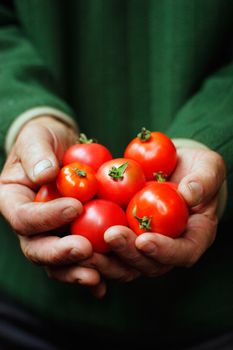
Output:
(0, 0), (233, 347)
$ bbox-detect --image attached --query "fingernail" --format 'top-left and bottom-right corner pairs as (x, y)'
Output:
(107, 236), (126, 250)
(33, 159), (53, 178)
(187, 181), (203, 205)
(69, 248), (84, 259)
(63, 207), (79, 220)
(140, 242), (157, 254)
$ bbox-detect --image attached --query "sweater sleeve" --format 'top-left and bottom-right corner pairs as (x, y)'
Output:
(0, 2), (76, 164)
(167, 61), (233, 221)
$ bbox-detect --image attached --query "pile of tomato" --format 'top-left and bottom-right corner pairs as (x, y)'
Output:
(35, 128), (189, 253)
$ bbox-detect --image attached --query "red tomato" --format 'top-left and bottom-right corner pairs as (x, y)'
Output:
(34, 182), (61, 202)
(124, 128), (177, 180)
(146, 179), (178, 191)
(96, 158), (146, 207)
(34, 182), (69, 236)
(56, 162), (97, 203)
(63, 133), (112, 171)
(70, 199), (127, 253)
(127, 182), (189, 238)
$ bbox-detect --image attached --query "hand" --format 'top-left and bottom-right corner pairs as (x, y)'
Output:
(0, 116), (139, 298)
(104, 147), (226, 275)
(0, 116), (98, 282)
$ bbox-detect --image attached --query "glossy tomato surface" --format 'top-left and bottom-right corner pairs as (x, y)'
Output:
(70, 199), (127, 253)
(96, 158), (146, 207)
(124, 129), (177, 180)
(127, 182), (189, 238)
(56, 162), (97, 203)
(34, 182), (61, 202)
(63, 143), (112, 171)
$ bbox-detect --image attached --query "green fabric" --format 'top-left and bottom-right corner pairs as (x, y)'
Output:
(0, 1), (76, 168)
(0, 0), (233, 346)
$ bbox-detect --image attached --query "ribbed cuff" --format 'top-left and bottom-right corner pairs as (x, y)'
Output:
(172, 138), (227, 220)
(5, 106), (79, 154)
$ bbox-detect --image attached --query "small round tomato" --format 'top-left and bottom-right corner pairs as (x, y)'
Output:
(145, 181), (178, 192)
(127, 182), (189, 238)
(70, 199), (127, 253)
(34, 182), (61, 202)
(63, 133), (112, 171)
(56, 162), (97, 203)
(96, 158), (146, 207)
(124, 127), (177, 180)
(34, 182), (69, 236)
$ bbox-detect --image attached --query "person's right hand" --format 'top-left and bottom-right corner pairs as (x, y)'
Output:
(0, 116), (136, 298)
(0, 116), (103, 285)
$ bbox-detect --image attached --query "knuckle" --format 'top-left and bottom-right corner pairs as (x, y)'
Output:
(21, 242), (40, 265)
(49, 246), (65, 265)
(14, 206), (34, 234)
(9, 214), (27, 235)
(16, 205), (54, 235)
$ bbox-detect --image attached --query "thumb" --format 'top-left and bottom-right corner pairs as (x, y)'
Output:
(16, 121), (60, 185)
(178, 150), (226, 207)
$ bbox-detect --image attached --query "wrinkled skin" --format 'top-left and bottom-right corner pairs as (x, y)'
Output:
(0, 116), (226, 297)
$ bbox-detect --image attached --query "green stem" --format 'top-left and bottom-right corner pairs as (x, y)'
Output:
(74, 168), (86, 177)
(79, 133), (94, 144)
(133, 205), (152, 231)
(108, 162), (128, 180)
(154, 171), (167, 182)
(137, 127), (151, 142)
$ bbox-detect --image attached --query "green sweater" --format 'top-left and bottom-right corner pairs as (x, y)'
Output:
(0, 0), (233, 346)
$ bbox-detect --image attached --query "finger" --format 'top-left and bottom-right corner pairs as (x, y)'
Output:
(16, 123), (60, 184)
(20, 234), (93, 266)
(79, 253), (141, 282)
(104, 226), (172, 277)
(136, 204), (217, 267)
(0, 183), (82, 235)
(46, 265), (101, 286)
(0, 152), (36, 189)
(90, 280), (107, 298)
(178, 150), (226, 207)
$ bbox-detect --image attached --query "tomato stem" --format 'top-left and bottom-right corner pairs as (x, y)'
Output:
(74, 168), (87, 177)
(108, 162), (128, 180)
(137, 127), (151, 142)
(133, 205), (152, 231)
(79, 133), (97, 144)
(154, 171), (167, 182)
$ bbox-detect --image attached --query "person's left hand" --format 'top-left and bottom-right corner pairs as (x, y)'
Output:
(102, 147), (226, 276)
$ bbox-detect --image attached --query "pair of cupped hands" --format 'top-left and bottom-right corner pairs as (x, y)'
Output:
(0, 116), (226, 298)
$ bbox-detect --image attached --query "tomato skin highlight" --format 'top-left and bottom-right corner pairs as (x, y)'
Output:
(70, 199), (127, 253)
(63, 143), (112, 171)
(56, 162), (97, 203)
(34, 182), (61, 202)
(96, 158), (146, 208)
(127, 182), (189, 238)
(124, 131), (177, 180)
